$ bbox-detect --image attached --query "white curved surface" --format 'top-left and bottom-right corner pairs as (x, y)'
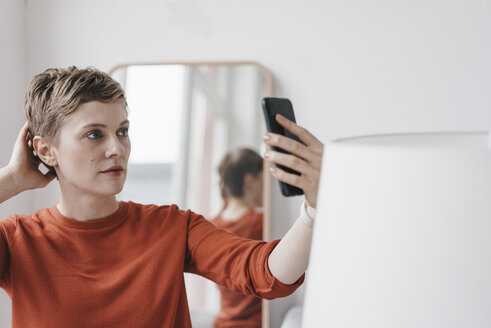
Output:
(303, 132), (491, 328)
(281, 305), (303, 328)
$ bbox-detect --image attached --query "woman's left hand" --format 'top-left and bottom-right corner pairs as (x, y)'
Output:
(263, 114), (324, 208)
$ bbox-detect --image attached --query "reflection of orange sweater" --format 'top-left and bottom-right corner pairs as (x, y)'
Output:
(211, 210), (263, 328)
(0, 202), (303, 328)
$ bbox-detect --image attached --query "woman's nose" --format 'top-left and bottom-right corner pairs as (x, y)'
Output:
(105, 136), (126, 158)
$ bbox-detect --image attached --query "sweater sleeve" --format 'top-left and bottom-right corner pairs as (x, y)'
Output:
(184, 211), (304, 300)
(0, 220), (12, 289)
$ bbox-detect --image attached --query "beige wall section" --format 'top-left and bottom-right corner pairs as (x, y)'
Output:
(2, 0), (491, 326)
(0, 0), (30, 218)
(0, 0), (28, 326)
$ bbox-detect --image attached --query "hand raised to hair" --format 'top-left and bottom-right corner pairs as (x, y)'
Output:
(7, 123), (56, 192)
(263, 114), (324, 208)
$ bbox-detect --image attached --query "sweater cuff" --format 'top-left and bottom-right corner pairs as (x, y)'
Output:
(252, 239), (305, 300)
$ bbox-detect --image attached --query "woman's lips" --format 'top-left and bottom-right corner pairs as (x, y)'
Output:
(101, 166), (124, 177)
(102, 170), (123, 177)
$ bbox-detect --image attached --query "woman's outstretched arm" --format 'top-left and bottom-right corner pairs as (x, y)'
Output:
(0, 123), (55, 204)
(264, 114), (324, 285)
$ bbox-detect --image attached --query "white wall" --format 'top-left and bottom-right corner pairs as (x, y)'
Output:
(1, 0), (491, 326)
(0, 0), (29, 217)
(0, 0), (27, 325)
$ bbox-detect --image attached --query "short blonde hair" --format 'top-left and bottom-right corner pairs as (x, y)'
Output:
(24, 66), (126, 141)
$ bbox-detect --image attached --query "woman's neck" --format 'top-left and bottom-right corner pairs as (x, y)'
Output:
(57, 194), (120, 221)
(221, 197), (257, 221)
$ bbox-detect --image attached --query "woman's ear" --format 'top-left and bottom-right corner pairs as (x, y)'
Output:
(33, 136), (57, 167)
(243, 173), (254, 191)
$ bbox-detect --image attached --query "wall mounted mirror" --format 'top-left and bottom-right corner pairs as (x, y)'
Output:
(110, 62), (272, 327)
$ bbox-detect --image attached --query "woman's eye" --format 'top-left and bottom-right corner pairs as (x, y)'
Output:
(87, 130), (103, 139)
(118, 128), (129, 137)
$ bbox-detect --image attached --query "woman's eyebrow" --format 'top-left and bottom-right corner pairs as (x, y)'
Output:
(82, 120), (129, 129)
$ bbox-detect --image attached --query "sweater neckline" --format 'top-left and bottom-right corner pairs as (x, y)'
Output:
(216, 208), (257, 224)
(48, 201), (129, 230)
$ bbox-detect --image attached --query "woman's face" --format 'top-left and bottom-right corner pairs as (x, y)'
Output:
(51, 100), (131, 198)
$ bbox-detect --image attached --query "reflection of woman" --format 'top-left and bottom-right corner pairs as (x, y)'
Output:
(211, 148), (264, 327)
(0, 67), (324, 327)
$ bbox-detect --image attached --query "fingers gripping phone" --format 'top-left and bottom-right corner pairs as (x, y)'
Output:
(262, 97), (304, 197)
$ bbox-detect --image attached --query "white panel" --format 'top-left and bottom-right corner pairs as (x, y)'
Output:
(304, 132), (491, 327)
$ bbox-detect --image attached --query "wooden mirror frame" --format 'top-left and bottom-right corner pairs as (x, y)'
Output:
(108, 61), (273, 328)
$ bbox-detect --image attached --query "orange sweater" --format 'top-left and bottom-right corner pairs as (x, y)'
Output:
(211, 210), (263, 328)
(0, 202), (303, 328)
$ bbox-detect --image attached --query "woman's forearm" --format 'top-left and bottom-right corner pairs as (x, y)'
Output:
(0, 166), (22, 204)
(268, 205), (316, 285)
(262, 116), (323, 284)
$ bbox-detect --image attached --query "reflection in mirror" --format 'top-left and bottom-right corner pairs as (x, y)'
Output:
(211, 147), (264, 327)
(110, 63), (271, 328)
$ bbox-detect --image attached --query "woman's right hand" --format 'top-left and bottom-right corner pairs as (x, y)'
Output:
(6, 123), (55, 192)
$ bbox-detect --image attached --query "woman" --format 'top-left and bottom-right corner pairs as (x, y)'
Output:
(0, 66), (324, 327)
(211, 148), (264, 327)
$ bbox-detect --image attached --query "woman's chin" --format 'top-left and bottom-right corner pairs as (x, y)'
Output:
(93, 183), (125, 197)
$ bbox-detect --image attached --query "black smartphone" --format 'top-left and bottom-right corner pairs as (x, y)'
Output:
(262, 97), (304, 197)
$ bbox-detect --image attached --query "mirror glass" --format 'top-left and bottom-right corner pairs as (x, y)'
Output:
(111, 62), (271, 327)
